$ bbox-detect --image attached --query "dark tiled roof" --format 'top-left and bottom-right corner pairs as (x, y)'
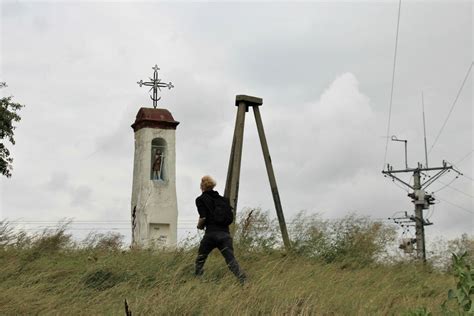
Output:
(131, 107), (179, 132)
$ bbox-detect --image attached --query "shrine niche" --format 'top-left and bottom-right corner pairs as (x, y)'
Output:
(151, 138), (167, 181)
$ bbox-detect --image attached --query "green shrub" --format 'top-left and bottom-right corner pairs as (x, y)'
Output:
(0, 220), (15, 248)
(442, 252), (473, 314)
(82, 232), (124, 251)
(30, 222), (73, 254)
(289, 211), (396, 266)
(234, 208), (280, 252)
(233, 210), (396, 266)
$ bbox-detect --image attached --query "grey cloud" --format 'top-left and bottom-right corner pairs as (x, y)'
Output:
(70, 185), (92, 208)
(92, 104), (137, 158)
(43, 173), (94, 209)
(46, 171), (70, 191)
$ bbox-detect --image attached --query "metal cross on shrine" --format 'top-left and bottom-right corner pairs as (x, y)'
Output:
(137, 65), (174, 109)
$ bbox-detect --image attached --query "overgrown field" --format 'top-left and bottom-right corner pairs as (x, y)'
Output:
(1, 211), (472, 315)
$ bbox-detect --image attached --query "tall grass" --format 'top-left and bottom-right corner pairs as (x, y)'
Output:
(0, 214), (470, 315)
(235, 209), (398, 267)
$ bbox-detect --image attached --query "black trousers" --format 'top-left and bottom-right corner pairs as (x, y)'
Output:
(195, 230), (246, 282)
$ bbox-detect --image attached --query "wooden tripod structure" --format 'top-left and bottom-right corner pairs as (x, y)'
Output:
(224, 95), (291, 250)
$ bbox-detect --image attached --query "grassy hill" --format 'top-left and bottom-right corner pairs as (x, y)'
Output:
(0, 212), (471, 315)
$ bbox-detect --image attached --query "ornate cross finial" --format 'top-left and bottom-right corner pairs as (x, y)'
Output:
(137, 65), (174, 109)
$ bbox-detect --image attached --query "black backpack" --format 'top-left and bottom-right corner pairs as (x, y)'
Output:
(205, 195), (234, 226)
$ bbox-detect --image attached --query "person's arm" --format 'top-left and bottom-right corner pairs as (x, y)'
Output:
(197, 217), (206, 230)
(196, 197), (207, 230)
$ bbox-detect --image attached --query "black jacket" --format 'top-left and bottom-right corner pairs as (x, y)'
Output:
(196, 190), (230, 233)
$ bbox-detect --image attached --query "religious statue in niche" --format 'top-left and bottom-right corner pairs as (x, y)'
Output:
(152, 148), (164, 181)
(151, 138), (167, 181)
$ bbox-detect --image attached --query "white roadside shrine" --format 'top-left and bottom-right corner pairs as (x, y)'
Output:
(130, 107), (179, 248)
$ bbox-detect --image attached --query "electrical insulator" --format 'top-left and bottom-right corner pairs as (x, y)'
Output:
(425, 194), (435, 205)
(422, 193), (435, 209)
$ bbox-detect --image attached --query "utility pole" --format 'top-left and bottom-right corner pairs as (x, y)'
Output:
(413, 169), (426, 261)
(383, 160), (460, 261)
(225, 95), (291, 250)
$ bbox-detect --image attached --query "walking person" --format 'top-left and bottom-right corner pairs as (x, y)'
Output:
(194, 175), (247, 284)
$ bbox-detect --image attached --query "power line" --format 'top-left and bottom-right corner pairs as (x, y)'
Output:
(383, 0), (403, 170)
(428, 61), (473, 154)
(461, 174), (474, 182)
(443, 184), (473, 198)
(455, 149), (473, 165)
(433, 178), (473, 198)
(436, 196), (474, 215)
(432, 177), (458, 193)
(426, 202), (435, 220)
(390, 178), (410, 193)
(7, 217), (394, 230)
(20, 227), (199, 232)
(7, 221), (131, 224)
(5, 220), (199, 224)
(444, 160), (474, 183)
(432, 176), (470, 196)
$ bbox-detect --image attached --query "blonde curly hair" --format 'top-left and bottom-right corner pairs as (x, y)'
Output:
(200, 175), (216, 191)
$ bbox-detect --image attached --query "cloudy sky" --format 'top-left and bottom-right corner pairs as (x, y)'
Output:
(0, 1), (472, 244)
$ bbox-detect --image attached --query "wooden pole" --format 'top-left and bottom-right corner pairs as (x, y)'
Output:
(252, 106), (291, 250)
(224, 110), (239, 198)
(225, 101), (247, 224)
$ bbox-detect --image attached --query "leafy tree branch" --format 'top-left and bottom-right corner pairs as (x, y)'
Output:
(0, 82), (25, 177)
